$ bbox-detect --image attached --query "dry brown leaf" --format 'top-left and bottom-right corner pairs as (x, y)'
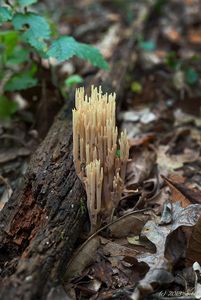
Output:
(107, 210), (153, 238)
(64, 236), (100, 280)
(126, 146), (156, 188)
(129, 133), (156, 147)
(131, 203), (201, 299)
(93, 261), (113, 288)
(165, 28), (181, 42)
(168, 173), (185, 184)
(163, 175), (201, 206)
(186, 214), (201, 267)
(162, 175), (191, 208)
(101, 237), (140, 257)
(157, 145), (199, 174)
(188, 29), (201, 44)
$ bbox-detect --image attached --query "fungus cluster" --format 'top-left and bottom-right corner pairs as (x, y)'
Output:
(73, 86), (129, 232)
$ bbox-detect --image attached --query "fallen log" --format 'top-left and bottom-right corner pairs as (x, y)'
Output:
(0, 3), (153, 299)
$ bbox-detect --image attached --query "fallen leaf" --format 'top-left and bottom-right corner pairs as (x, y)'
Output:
(186, 214), (201, 266)
(188, 29), (201, 44)
(127, 236), (144, 246)
(163, 176), (201, 205)
(126, 146), (156, 188)
(157, 145), (199, 173)
(165, 28), (181, 42)
(131, 202), (201, 299)
(64, 236), (100, 280)
(101, 237), (140, 257)
(129, 133), (156, 147)
(107, 209), (153, 238)
(162, 176), (191, 207)
(93, 261), (113, 288)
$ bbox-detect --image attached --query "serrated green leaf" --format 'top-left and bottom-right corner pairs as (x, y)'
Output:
(0, 96), (18, 119)
(12, 13), (50, 51)
(0, 6), (12, 24)
(65, 75), (83, 87)
(185, 68), (199, 85)
(17, 0), (38, 7)
(47, 36), (109, 70)
(5, 72), (38, 91)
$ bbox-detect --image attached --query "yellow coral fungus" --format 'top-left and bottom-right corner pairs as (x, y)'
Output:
(73, 86), (129, 232)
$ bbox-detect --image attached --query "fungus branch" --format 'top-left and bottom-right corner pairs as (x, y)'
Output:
(73, 86), (129, 233)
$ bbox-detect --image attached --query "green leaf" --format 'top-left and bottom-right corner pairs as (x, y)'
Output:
(139, 40), (156, 51)
(185, 68), (199, 85)
(0, 30), (19, 60)
(65, 74), (83, 87)
(47, 36), (109, 70)
(5, 72), (38, 91)
(7, 47), (29, 64)
(12, 13), (51, 51)
(0, 7), (12, 24)
(0, 96), (18, 119)
(131, 81), (142, 93)
(17, 0), (38, 7)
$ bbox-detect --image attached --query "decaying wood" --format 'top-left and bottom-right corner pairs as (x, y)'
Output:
(0, 105), (87, 300)
(0, 2), (154, 299)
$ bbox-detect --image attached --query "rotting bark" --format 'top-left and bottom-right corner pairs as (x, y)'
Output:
(0, 104), (87, 300)
(0, 2), (154, 300)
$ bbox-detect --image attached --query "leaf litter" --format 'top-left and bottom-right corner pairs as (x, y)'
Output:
(63, 0), (201, 298)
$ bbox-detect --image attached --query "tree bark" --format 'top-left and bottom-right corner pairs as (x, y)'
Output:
(0, 104), (87, 299)
(0, 3), (153, 299)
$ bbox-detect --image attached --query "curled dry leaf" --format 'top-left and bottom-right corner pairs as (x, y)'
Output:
(126, 146), (156, 188)
(131, 202), (201, 299)
(162, 176), (201, 207)
(162, 175), (191, 208)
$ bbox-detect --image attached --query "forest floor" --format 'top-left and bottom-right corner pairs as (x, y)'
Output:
(0, 0), (201, 299)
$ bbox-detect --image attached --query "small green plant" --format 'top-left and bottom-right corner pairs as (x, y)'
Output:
(131, 81), (142, 94)
(65, 75), (84, 88)
(0, 0), (109, 119)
